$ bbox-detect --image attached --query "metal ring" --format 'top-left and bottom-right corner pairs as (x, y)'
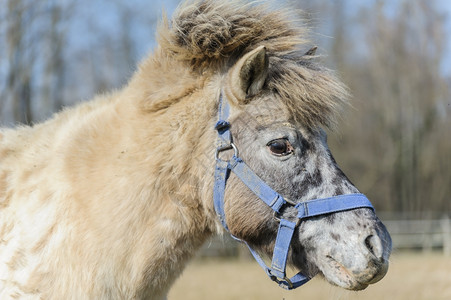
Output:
(273, 212), (302, 227)
(273, 211), (281, 223)
(269, 274), (294, 289)
(282, 276), (294, 289)
(284, 198), (297, 206)
(273, 202), (302, 227)
(215, 143), (239, 162)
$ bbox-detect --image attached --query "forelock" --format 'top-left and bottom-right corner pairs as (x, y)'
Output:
(266, 55), (350, 129)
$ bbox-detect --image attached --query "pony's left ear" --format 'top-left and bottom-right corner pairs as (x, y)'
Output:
(227, 45), (268, 104)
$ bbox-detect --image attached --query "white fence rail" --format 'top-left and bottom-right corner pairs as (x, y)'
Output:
(380, 215), (451, 255)
(199, 213), (451, 257)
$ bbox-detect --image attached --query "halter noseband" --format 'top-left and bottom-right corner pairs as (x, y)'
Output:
(213, 91), (374, 290)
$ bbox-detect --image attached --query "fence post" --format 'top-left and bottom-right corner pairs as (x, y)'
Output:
(441, 215), (451, 256)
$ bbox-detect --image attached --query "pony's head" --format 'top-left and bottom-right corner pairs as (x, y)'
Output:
(219, 45), (391, 290)
(158, 0), (391, 290)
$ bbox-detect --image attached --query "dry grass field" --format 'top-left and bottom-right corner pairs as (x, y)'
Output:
(169, 252), (451, 299)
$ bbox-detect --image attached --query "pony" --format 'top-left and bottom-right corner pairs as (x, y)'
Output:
(0, 1), (391, 299)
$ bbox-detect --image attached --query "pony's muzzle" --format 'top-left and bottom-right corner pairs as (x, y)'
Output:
(360, 229), (391, 284)
(319, 216), (391, 290)
(346, 225), (391, 287)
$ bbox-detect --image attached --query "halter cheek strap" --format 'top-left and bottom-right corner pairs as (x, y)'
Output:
(213, 92), (374, 290)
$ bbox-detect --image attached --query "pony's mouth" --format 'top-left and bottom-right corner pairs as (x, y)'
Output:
(319, 256), (372, 291)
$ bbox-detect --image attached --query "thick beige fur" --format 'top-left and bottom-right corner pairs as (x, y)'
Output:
(0, 1), (349, 299)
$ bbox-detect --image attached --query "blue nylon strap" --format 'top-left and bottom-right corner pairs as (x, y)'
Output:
(295, 193), (373, 219)
(213, 92), (232, 230)
(242, 239), (311, 290)
(269, 219), (312, 290)
(271, 219), (297, 278)
(213, 160), (230, 230)
(215, 93), (232, 145)
(228, 156), (286, 213)
(284, 272), (311, 289)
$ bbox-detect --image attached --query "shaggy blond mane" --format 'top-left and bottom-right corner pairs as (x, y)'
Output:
(155, 0), (349, 128)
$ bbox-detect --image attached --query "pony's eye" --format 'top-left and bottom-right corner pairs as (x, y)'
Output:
(267, 139), (293, 156)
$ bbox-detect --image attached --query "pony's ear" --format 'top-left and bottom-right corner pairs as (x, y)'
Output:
(304, 46), (317, 56)
(227, 45), (268, 103)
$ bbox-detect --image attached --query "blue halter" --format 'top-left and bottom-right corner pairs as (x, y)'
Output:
(213, 92), (374, 290)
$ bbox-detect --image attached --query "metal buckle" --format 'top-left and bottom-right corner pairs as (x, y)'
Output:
(215, 143), (238, 162)
(284, 198), (297, 206)
(269, 274), (294, 289)
(273, 210), (281, 223)
(273, 211), (301, 227)
(273, 200), (301, 227)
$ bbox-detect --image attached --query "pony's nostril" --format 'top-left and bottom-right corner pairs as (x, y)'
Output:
(364, 234), (383, 259)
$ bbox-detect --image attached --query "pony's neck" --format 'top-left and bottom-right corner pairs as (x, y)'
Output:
(112, 53), (221, 296)
(125, 48), (221, 222)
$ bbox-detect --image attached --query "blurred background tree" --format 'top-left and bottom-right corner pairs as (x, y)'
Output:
(0, 0), (450, 214)
(305, 0), (450, 214)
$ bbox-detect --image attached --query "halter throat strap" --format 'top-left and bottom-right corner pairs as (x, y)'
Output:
(213, 92), (374, 290)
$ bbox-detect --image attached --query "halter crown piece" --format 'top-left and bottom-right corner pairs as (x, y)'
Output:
(213, 91), (375, 290)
